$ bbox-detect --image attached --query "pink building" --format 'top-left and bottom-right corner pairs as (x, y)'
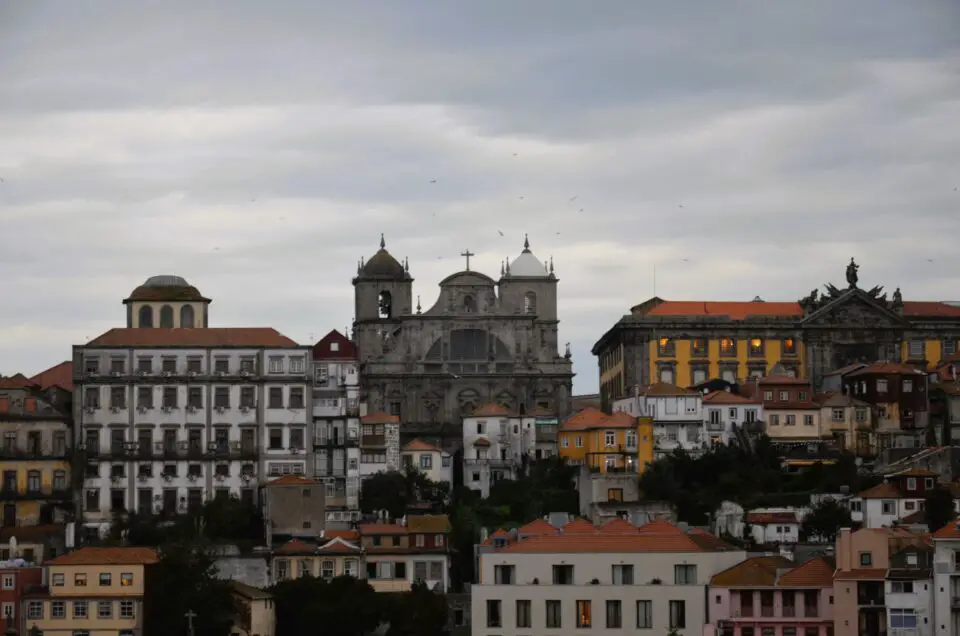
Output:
(708, 555), (835, 636)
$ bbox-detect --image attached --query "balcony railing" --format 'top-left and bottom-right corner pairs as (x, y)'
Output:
(360, 435), (386, 447)
(87, 442), (259, 461)
(313, 435), (359, 448)
(0, 485), (72, 501)
(0, 446), (71, 460)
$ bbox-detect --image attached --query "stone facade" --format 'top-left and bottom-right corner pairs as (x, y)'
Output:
(352, 236), (574, 443)
(593, 261), (960, 411)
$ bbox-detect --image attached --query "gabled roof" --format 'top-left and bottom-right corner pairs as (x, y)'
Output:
(855, 482), (905, 499)
(517, 519), (560, 537)
(778, 556), (836, 586)
(470, 402), (513, 417)
(0, 373), (38, 390)
(600, 517), (639, 534)
(273, 538), (316, 555)
(560, 519), (598, 534)
(482, 528), (512, 546)
(933, 521), (960, 539)
(46, 547), (159, 566)
(643, 382), (699, 397)
(83, 328), (299, 348)
(710, 555), (793, 587)
(702, 391), (760, 405)
(402, 439), (442, 453)
(29, 361), (74, 391)
(848, 362), (926, 377)
(312, 329), (357, 360)
(561, 408), (637, 432)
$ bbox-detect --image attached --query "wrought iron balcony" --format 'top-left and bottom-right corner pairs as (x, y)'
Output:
(0, 445), (71, 460)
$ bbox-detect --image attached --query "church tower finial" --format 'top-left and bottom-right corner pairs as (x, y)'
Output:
(380, 233), (386, 250)
(404, 257), (409, 272)
(505, 257), (511, 275)
(523, 233), (530, 251)
(416, 295), (422, 314)
(500, 260), (505, 276)
(549, 256), (554, 274)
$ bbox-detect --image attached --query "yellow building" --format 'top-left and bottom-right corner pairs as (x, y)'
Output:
(558, 407), (654, 475)
(0, 376), (73, 528)
(24, 546), (158, 636)
(271, 530), (364, 581)
(592, 264), (960, 411)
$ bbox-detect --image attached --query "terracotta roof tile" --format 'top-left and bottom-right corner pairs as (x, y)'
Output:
(561, 519), (598, 534)
(834, 568), (888, 580)
(402, 439), (441, 453)
(856, 482), (905, 499)
(322, 529), (360, 541)
(482, 528), (513, 545)
(703, 391), (760, 405)
(265, 475), (318, 486)
(637, 518), (685, 535)
(527, 406), (554, 417)
(777, 556), (836, 587)
(902, 301), (960, 317)
(499, 532), (721, 554)
(932, 521), (960, 539)
(407, 515), (451, 533)
(747, 512), (799, 525)
(46, 547), (159, 566)
(470, 402), (513, 417)
(755, 375), (812, 386)
(29, 361), (74, 391)
(643, 382), (700, 397)
(600, 518), (639, 534)
(311, 329), (358, 360)
(561, 408), (637, 431)
(0, 373), (38, 389)
(646, 301), (802, 320)
(517, 519), (560, 537)
(359, 523), (407, 535)
(360, 411), (400, 425)
(273, 539), (316, 555)
(84, 327), (299, 348)
(848, 362), (926, 377)
(710, 555), (793, 587)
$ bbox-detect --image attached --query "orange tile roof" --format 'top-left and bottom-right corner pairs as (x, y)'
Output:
(29, 361), (74, 391)
(322, 529), (360, 541)
(361, 412), (400, 425)
(932, 521), (960, 538)
(561, 519), (598, 534)
(646, 301), (802, 320)
(473, 438), (491, 447)
(85, 327), (299, 347)
(600, 518), (639, 534)
(856, 482), (905, 499)
(747, 512), (798, 525)
(778, 557), (836, 587)
(403, 439), (441, 453)
(561, 408), (637, 432)
(710, 555), (793, 587)
(834, 568), (888, 581)
(517, 519), (560, 537)
(317, 537), (362, 554)
(265, 475), (318, 487)
(902, 301), (960, 317)
(703, 391), (760, 405)
(471, 402), (513, 417)
(0, 373), (38, 389)
(848, 362), (925, 377)
(643, 382), (699, 397)
(46, 547), (159, 566)
(273, 539), (316, 555)
(637, 518), (685, 535)
(482, 528), (513, 546)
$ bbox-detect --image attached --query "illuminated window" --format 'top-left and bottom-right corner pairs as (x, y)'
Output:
(720, 338), (736, 356)
(120, 573), (134, 587)
(782, 338), (797, 355)
(576, 600), (592, 628)
(749, 338), (764, 357)
(691, 338), (708, 357)
(658, 338), (675, 357)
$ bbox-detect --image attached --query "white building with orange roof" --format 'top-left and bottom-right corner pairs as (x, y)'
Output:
(613, 382), (704, 457)
(472, 517), (746, 636)
(462, 403), (536, 498)
(401, 439), (452, 486)
(932, 520), (960, 634)
(848, 468), (940, 529)
(269, 529), (364, 583)
(701, 389), (764, 447)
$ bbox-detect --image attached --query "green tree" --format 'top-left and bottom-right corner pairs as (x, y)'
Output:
(143, 542), (236, 636)
(272, 575), (384, 636)
(801, 499), (854, 542)
(924, 486), (956, 532)
(360, 469), (448, 519)
(384, 581), (448, 636)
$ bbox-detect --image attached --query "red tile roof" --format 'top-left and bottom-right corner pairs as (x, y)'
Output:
(600, 517), (639, 534)
(359, 523), (407, 535)
(834, 568), (888, 581)
(265, 475), (318, 487)
(747, 512), (798, 525)
(561, 519), (598, 534)
(561, 408), (637, 432)
(312, 329), (357, 360)
(856, 482), (905, 499)
(360, 412), (400, 425)
(470, 402), (513, 417)
(703, 391), (760, 405)
(848, 362), (926, 377)
(402, 439), (441, 453)
(29, 361), (74, 391)
(517, 519), (560, 537)
(46, 547), (159, 566)
(710, 555), (793, 586)
(482, 528), (513, 546)
(755, 375), (811, 386)
(777, 557), (835, 586)
(643, 382), (700, 397)
(500, 532), (725, 554)
(273, 539), (316, 555)
(0, 373), (38, 390)
(888, 468), (938, 478)
(637, 518), (685, 535)
(85, 328), (299, 348)
(641, 299), (960, 320)
(933, 521), (960, 538)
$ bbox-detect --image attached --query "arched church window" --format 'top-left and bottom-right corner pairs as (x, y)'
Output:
(159, 305), (174, 328)
(524, 291), (537, 314)
(180, 305), (195, 328)
(463, 295), (476, 313)
(378, 291), (393, 319)
(139, 305), (154, 328)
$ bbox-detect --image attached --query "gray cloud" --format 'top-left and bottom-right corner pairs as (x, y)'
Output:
(2, 0), (960, 391)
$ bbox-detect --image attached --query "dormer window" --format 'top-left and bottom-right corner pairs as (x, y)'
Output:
(906, 477), (917, 491)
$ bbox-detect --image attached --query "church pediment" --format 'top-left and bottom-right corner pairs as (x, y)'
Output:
(438, 271), (497, 287)
(801, 288), (910, 328)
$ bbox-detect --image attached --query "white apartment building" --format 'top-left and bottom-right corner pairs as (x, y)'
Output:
(311, 329), (363, 522)
(932, 522), (960, 635)
(613, 383), (704, 457)
(401, 440), (453, 487)
(462, 403), (536, 498)
(74, 281), (311, 538)
(471, 518), (746, 636)
(700, 390), (762, 447)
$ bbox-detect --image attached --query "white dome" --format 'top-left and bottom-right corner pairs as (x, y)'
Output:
(507, 235), (549, 277)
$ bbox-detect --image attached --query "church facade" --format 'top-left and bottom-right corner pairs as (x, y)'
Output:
(593, 259), (960, 411)
(351, 236), (574, 438)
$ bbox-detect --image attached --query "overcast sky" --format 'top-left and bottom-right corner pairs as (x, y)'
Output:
(1, 1), (959, 393)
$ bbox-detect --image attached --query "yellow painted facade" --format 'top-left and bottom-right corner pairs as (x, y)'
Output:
(900, 339), (946, 368)
(0, 461), (72, 524)
(558, 411), (654, 475)
(649, 336), (806, 387)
